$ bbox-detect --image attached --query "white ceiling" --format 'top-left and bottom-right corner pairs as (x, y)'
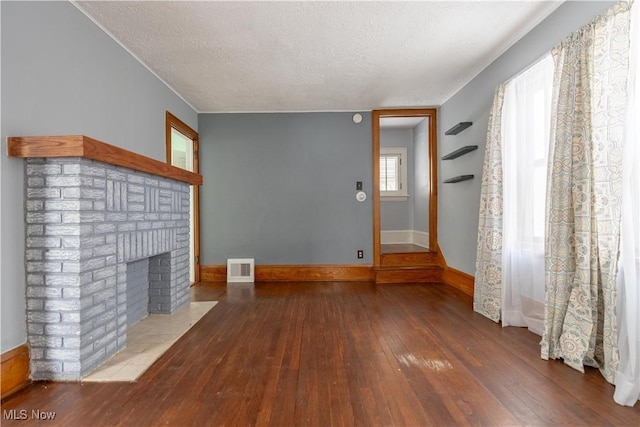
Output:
(73, 1), (563, 113)
(380, 117), (426, 129)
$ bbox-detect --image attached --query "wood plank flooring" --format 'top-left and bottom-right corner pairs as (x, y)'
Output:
(2, 282), (639, 426)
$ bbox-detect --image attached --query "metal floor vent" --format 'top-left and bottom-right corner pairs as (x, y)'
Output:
(227, 258), (255, 283)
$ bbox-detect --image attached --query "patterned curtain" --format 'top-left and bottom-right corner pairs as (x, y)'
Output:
(541, 2), (632, 383)
(473, 84), (506, 322)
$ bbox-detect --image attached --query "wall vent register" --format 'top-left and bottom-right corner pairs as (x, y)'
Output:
(227, 258), (255, 282)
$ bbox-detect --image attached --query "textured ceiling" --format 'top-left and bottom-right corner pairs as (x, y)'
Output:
(73, 1), (562, 113)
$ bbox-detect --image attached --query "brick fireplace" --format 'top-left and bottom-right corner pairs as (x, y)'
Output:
(9, 136), (202, 381)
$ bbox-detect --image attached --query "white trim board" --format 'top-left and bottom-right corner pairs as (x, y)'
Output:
(381, 230), (429, 248)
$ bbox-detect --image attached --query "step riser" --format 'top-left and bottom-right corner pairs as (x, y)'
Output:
(375, 268), (443, 284)
(380, 252), (439, 267)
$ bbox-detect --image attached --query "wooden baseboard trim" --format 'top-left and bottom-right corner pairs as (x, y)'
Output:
(443, 266), (475, 296)
(201, 264), (374, 282)
(1, 344), (30, 400)
(200, 265), (227, 282)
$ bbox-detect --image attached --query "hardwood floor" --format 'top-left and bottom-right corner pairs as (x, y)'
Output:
(2, 282), (639, 426)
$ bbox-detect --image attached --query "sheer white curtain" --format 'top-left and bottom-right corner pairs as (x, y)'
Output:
(501, 54), (554, 335)
(614, 0), (640, 407)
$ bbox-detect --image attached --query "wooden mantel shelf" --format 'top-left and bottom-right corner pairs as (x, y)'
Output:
(7, 135), (202, 185)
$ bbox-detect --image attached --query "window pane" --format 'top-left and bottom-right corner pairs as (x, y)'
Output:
(171, 128), (194, 172)
(380, 155), (399, 191)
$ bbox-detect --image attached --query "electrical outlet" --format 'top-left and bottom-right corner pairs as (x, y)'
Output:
(357, 250), (364, 259)
(356, 181), (363, 190)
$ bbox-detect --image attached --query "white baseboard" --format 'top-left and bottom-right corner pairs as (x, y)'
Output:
(381, 230), (429, 248)
(412, 230), (429, 248)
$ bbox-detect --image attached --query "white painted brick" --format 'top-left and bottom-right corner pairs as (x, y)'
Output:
(128, 193), (144, 203)
(63, 164), (81, 175)
(28, 323), (45, 335)
(118, 223), (136, 232)
(31, 336), (63, 348)
(46, 275), (80, 287)
(82, 280), (106, 296)
(28, 177), (45, 187)
(28, 312), (61, 323)
(80, 235), (105, 247)
(62, 237), (81, 248)
(31, 361), (63, 373)
(106, 212), (127, 222)
(44, 299), (80, 312)
(80, 188), (106, 199)
(63, 361), (82, 373)
(27, 225), (44, 236)
(80, 344), (95, 358)
(93, 244), (116, 257)
(128, 184), (144, 194)
(47, 176), (82, 187)
(63, 337), (81, 348)
(27, 262), (62, 273)
(26, 249), (44, 261)
(62, 188), (81, 198)
(107, 170), (127, 180)
(27, 212), (62, 223)
(93, 287), (116, 304)
(46, 249), (81, 261)
(27, 299), (44, 310)
(45, 323), (80, 336)
(28, 188), (62, 198)
(94, 223), (116, 234)
(25, 159), (193, 380)
(93, 266), (116, 280)
(62, 263), (81, 274)
(45, 224), (82, 236)
(62, 287), (81, 298)
(80, 177), (95, 187)
(46, 348), (80, 361)
(45, 200), (81, 211)
(61, 312), (81, 323)
(27, 164), (62, 175)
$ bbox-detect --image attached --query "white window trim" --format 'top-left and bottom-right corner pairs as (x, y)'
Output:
(380, 147), (409, 200)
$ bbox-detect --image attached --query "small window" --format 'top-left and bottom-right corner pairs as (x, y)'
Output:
(380, 147), (408, 199)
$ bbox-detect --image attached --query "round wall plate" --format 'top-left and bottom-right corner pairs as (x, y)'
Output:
(356, 191), (367, 202)
(352, 113), (363, 124)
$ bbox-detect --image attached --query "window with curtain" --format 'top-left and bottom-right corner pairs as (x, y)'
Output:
(475, 1), (638, 406)
(500, 53), (554, 335)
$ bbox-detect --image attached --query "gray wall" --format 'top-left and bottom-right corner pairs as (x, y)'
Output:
(1, 1), (197, 353)
(413, 119), (429, 233)
(198, 113), (372, 265)
(380, 128), (414, 231)
(437, 1), (614, 275)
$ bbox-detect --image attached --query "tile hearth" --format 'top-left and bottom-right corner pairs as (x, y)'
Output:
(83, 301), (217, 382)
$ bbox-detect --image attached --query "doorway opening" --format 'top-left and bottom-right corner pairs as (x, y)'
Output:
(372, 109), (438, 270)
(166, 111), (201, 283)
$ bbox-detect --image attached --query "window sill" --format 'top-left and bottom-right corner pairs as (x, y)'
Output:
(381, 195), (410, 202)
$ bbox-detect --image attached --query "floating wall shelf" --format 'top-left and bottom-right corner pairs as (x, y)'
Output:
(442, 145), (478, 160)
(444, 174), (474, 183)
(445, 122), (472, 135)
